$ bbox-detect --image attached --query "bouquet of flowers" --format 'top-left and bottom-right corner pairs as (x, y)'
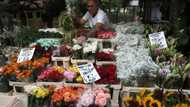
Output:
(122, 89), (190, 107)
(38, 67), (64, 82)
(77, 88), (111, 107)
(96, 51), (115, 61)
(52, 86), (85, 107)
(25, 85), (52, 107)
(64, 65), (83, 83)
(95, 64), (119, 84)
(96, 31), (116, 39)
(1, 56), (49, 82)
(72, 39), (97, 59)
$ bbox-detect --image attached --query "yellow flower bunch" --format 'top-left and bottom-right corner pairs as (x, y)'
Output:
(68, 65), (80, 73)
(53, 66), (65, 73)
(67, 65), (83, 83)
(32, 87), (49, 98)
(174, 103), (189, 107)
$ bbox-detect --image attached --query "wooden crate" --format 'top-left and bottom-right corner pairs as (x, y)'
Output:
(71, 58), (95, 65)
(51, 56), (70, 67)
(9, 81), (35, 93)
(88, 38), (115, 51)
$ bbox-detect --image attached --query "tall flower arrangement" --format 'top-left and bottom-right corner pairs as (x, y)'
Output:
(148, 37), (190, 89)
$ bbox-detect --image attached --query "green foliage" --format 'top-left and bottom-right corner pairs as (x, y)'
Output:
(58, 12), (74, 32)
(14, 26), (39, 47)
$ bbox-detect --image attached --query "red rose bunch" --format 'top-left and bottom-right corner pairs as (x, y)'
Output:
(38, 67), (63, 82)
(96, 52), (115, 61)
(95, 64), (119, 84)
(96, 31), (116, 39)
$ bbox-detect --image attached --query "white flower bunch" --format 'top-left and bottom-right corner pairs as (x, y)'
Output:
(83, 40), (98, 54)
(38, 28), (64, 35)
(72, 44), (82, 51)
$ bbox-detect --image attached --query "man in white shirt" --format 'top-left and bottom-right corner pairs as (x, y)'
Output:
(77, 0), (111, 37)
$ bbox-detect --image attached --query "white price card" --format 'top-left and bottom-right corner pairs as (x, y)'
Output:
(149, 31), (168, 49)
(17, 48), (35, 63)
(77, 63), (100, 83)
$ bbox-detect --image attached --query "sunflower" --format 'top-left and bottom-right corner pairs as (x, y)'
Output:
(136, 96), (142, 106)
(143, 96), (153, 107)
(123, 96), (132, 106)
(174, 103), (189, 107)
(149, 99), (161, 107)
(139, 89), (146, 97)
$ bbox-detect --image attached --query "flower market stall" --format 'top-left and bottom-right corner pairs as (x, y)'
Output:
(0, 21), (190, 107)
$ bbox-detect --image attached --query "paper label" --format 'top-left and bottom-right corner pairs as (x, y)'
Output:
(77, 63), (100, 83)
(17, 48), (35, 63)
(149, 31), (167, 49)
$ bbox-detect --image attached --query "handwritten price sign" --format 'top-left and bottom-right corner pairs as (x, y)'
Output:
(77, 63), (100, 83)
(149, 31), (168, 49)
(17, 48), (35, 63)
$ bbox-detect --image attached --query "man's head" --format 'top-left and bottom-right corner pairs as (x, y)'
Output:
(87, 0), (99, 16)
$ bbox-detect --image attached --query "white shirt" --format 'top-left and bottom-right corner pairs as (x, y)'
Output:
(82, 9), (110, 29)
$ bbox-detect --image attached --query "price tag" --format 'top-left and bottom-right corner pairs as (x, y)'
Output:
(149, 31), (167, 49)
(17, 48), (35, 63)
(77, 63), (100, 83)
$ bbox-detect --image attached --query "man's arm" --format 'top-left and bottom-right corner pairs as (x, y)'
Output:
(87, 22), (105, 37)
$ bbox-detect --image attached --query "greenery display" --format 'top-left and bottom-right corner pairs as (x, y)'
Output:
(14, 26), (39, 47)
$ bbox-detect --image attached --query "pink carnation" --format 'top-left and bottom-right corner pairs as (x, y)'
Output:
(63, 71), (76, 81)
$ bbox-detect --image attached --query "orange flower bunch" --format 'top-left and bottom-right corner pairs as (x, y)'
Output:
(1, 62), (19, 75)
(31, 57), (49, 69)
(16, 70), (32, 80)
(51, 86), (85, 104)
(1, 56), (49, 81)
